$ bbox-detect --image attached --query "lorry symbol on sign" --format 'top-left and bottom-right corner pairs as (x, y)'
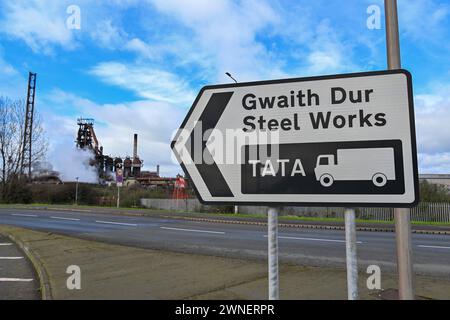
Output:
(314, 147), (395, 187)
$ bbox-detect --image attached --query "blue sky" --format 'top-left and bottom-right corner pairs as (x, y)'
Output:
(0, 0), (449, 177)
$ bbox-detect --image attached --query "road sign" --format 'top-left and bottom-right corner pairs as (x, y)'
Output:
(171, 70), (419, 207)
(116, 168), (123, 187)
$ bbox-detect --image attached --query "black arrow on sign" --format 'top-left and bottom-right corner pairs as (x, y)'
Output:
(184, 91), (234, 197)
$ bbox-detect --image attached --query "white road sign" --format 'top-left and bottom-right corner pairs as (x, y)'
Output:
(171, 70), (419, 207)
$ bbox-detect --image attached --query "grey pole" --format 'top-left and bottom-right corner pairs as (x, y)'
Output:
(385, 0), (401, 69)
(226, 72), (239, 216)
(75, 177), (79, 205)
(117, 185), (120, 208)
(394, 208), (413, 299)
(268, 206), (279, 300)
(344, 208), (358, 300)
(384, 0), (414, 300)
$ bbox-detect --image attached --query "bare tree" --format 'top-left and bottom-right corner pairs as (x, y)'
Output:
(0, 96), (48, 200)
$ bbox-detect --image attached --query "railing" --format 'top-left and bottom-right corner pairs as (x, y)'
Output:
(310, 203), (450, 223)
(410, 202), (450, 223)
(140, 198), (450, 223)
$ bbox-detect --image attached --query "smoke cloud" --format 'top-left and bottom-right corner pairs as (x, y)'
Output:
(50, 143), (98, 183)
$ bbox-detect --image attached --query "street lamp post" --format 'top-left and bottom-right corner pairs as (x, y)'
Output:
(225, 72), (238, 83)
(384, 0), (414, 300)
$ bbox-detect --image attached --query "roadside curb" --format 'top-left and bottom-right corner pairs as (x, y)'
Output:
(166, 216), (450, 235)
(3, 230), (53, 300)
(4, 205), (450, 235)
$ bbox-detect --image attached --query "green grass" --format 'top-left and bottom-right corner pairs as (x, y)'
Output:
(1, 202), (450, 227)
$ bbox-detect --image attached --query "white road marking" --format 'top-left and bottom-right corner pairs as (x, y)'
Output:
(50, 216), (80, 221)
(0, 243), (12, 246)
(0, 278), (34, 282)
(11, 213), (37, 217)
(264, 235), (363, 244)
(0, 257), (24, 260)
(95, 220), (138, 227)
(160, 226), (225, 234)
(418, 245), (450, 250)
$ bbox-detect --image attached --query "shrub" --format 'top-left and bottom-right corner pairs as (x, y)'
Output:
(419, 180), (450, 202)
(1, 177), (33, 204)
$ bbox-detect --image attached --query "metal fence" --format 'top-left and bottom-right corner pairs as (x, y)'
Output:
(316, 203), (450, 223)
(140, 198), (450, 223)
(239, 203), (450, 223)
(410, 202), (450, 223)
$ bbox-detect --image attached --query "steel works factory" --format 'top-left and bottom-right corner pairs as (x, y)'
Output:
(18, 71), (187, 198)
(75, 117), (184, 191)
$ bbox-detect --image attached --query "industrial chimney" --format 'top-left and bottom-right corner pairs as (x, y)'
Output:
(131, 133), (142, 177)
(133, 134), (138, 158)
(156, 165), (160, 177)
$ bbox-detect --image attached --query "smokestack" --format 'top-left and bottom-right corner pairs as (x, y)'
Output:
(156, 165), (160, 177)
(133, 134), (138, 158)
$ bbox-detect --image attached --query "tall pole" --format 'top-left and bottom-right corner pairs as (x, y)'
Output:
(385, 0), (414, 300)
(117, 185), (120, 208)
(268, 207), (279, 300)
(75, 177), (79, 205)
(226, 72), (239, 216)
(344, 208), (358, 300)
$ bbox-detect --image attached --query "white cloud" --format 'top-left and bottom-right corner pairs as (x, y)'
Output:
(0, 57), (17, 76)
(125, 35), (215, 81)
(0, 1), (138, 54)
(90, 20), (127, 49)
(124, 38), (156, 58)
(0, 48), (26, 99)
(415, 86), (450, 155)
(144, 0), (365, 82)
(89, 61), (196, 104)
(148, 0), (284, 82)
(414, 84), (450, 173)
(419, 153), (450, 174)
(399, 0), (449, 42)
(303, 21), (359, 75)
(0, 0), (77, 54)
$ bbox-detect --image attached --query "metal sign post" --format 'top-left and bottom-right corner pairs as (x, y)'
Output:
(344, 208), (358, 300)
(384, 0), (415, 300)
(116, 167), (123, 209)
(268, 207), (279, 300)
(117, 185), (120, 208)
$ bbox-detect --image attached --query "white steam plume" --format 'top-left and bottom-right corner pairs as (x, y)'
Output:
(51, 144), (98, 183)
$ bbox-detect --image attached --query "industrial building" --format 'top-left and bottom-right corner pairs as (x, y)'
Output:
(75, 118), (183, 190)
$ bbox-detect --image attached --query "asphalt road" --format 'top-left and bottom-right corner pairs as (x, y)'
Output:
(0, 234), (39, 299)
(0, 208), (450, 277)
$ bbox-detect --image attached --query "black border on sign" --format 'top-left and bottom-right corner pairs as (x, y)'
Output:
(171, 69), (420, 208)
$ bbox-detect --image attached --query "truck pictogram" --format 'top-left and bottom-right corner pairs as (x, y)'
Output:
(314, 147), (396, 187)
